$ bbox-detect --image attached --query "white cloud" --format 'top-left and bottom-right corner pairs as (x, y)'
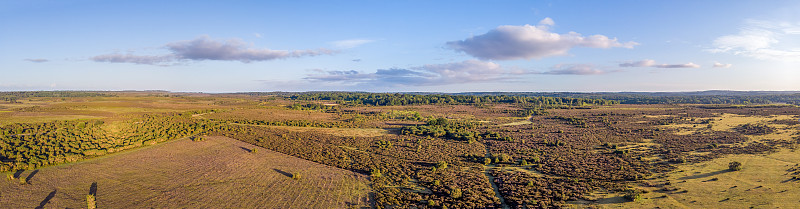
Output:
(713, 62), (732, 68)
(538, 17), (555, 26)
(306, 60), (530, 86)
(619, 59), (700, 68)
(710, 19), (800, 61)
(619, 59), (656, 67)
(330, 39), (375, 49)
(540, 64), (607, 75)
(653, 63), (700, 68)
(446, 18), (637, 60)
(91, 35), (336, 65)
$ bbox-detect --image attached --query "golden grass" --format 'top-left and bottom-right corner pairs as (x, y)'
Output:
(0, 136), (371, 208)
(661, 114), (798, 136)
(499, 120), (533, 126)
(260, 125), (390, 138)
(0, 114), (103, 125)
(600, 148), (800, 209)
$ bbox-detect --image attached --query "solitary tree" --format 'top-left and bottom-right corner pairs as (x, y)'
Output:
(729, 161), (742, 171)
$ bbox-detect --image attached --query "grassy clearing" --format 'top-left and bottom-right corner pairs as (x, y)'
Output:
(0, 114), (103, 125)
(500, 120), (533, 126)
(263, 125), (390, 137)
(603, 148), (800, 209)
(661, 114), (798, 136)
(0, 136), (371, 208)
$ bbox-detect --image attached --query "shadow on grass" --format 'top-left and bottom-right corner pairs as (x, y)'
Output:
(678, 170), (731, 180)
(90, 182), (98, 196)
(239, 146), (252, 152)
(25, 169), (39, 183)
(273, 169), (292, 178)
(13, 170), (24, 179)
(34, 189), (56, 209)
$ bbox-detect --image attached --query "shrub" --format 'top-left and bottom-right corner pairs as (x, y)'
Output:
(5, 173), (13, 181)
(370, 168), (382, 178)
(251, 148), (258, 153)
(87, 194), (97, 209)
(436, 161), (448, 170)
(450, 187), (462, 199)
(190, 136), (204, 141)
(292, 172), (301, 180)
(19, 178), (26, 185)
(729, 161), (742, 171)
(427, 199), (436, 206)
(623, 189), (643, 202)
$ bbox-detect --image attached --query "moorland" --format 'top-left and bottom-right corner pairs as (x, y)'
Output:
(1, 91), (799, 208)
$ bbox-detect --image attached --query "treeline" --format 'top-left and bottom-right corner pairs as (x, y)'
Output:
(457, 92), (800, 105)
(289, 92), (617, 107)
(0, 91), (115, 103)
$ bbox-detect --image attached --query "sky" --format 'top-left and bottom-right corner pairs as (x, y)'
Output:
(1, 0), (799, 93)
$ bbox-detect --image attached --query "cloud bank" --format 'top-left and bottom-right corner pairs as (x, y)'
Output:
(91, 36), (336, 65)
(446, 18), (638, 60)
(306, 60), (529, 86)
(710, 20), (800, 61)
(619, 59), (700, 68)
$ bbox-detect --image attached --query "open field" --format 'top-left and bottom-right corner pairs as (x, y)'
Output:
(0, 136), (371, 208)
(602, 148), (800, 209)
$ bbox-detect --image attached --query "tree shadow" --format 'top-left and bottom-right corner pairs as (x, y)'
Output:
(13, 170), (24, 178)
(273, 169), (292, 178)
(25, 169), (39, 183)
(678, 170), (731, 180)
(89, 182), (98, 196)
(34, 189), (56, 209)
(239, 146), (252, 152)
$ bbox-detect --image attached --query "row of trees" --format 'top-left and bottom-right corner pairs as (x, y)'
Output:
(289, 92), (618, 107)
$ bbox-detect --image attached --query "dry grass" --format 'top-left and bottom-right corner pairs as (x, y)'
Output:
(0, 136), (371, 208)
(268, 126), (390, 138)
(597, 148), (800, 209)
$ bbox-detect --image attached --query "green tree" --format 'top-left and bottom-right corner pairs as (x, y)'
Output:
(729, 161), (742, 171)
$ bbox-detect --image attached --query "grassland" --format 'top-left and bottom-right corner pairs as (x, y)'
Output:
(0, 136), (371, 208)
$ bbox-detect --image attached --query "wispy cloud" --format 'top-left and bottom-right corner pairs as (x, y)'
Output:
(306, 60), (530, 86)
(709, 19), (800, 61)
(446, 18), (637, 60)
(713, 62), (732, 68)
(91, 35), (337, 65)
(540, 64), (607, 75)
(24, 58), (49, 63)
(619, 59), (700, 68)
(91, 54), (175, 65)
(330, 39), (375, 49)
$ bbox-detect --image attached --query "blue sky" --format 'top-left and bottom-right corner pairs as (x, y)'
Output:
(1, 0), (799, 92)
